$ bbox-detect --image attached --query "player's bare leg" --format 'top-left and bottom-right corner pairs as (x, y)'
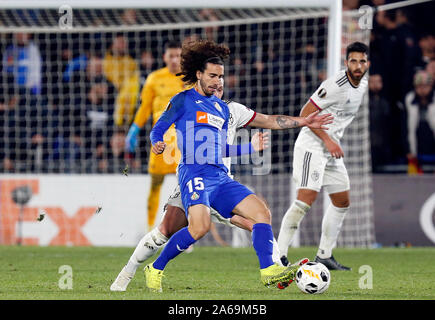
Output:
(232, 194), (271, 224)
(232, 194), (306, 286)
(158, 205), (189, 238)
(277, 188), (314, 266)
(296, 188), (319, 206)
(230, 214), (253, 231)
(186, 204), (212, 239)
(110, 205), (187, 291)
(315, 190), (351, 271)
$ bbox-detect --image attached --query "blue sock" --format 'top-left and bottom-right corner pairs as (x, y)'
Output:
(153, 227), (196, 271)
(252, 223), (274, 269)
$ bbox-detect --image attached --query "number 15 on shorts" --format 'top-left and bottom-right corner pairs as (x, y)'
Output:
(186, 177), (205, 193)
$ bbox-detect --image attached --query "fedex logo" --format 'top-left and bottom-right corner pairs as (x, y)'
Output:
(0, 179), (95, 245)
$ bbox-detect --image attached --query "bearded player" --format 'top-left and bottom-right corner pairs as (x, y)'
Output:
(277, 42), (370, 272)
(111, 78), (332, 291)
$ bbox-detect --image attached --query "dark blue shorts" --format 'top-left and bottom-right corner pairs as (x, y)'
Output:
(178, 165), (254, 219)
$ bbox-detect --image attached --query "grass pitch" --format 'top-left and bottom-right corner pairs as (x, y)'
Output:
(0, 246), (434, 300)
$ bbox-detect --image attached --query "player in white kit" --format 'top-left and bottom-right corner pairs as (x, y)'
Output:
(277, 42), (370, 271)
(110, 82), (332, 291)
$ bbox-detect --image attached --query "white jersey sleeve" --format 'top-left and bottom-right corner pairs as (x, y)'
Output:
(309, 71), (347, 111)
(223, 101), (256, 179)
(227, 101), (256, 129)
(296, 70), (368, 152)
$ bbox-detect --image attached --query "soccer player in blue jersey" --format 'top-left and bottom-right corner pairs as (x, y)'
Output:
(145, 39), (305, 292)
(110, 82), (331, 292)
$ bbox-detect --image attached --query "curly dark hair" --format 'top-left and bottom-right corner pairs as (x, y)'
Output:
(346, 41), (369, 60)
(178, 39), (230, 85)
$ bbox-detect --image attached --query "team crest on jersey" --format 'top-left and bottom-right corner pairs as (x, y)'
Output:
(191, 192), (200, 200)
(311, 170), (320, 181)
(318, 88), (327, 98)
(214, 102), (222, 112)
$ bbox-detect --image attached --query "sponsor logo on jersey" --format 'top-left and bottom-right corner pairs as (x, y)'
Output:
(318, 88), (327, 98)
(336, 110), (357, 117)
(196, 111), (225, 130)
(195, 100), (203, 104)
(197, 111), (208, 123)
(191, 192), (200, 200)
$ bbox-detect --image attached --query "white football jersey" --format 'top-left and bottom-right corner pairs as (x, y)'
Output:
(224, 101), (256, 177)
(295, 69), (368, 153)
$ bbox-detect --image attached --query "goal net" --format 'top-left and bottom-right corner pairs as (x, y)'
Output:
(0, 4), (375, 248)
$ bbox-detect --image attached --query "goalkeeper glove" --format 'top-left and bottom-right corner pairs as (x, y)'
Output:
(125, 123), (140, 153)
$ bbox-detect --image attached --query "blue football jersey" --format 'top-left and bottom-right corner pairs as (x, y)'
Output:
(151, 88), (231, 173)
(151, 88), (256, 216)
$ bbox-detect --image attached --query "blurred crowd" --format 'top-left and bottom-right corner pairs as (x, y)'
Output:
(0, 1), (434, 174)
(360, 0), (435, 173)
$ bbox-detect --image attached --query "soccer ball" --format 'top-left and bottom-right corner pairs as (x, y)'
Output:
(295, 262), (331, 294)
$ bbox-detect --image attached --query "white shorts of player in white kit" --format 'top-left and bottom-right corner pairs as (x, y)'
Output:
(164, 185), (235, 228)
(292, 145), (350, 194)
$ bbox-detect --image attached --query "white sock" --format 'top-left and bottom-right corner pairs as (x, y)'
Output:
(317, 204), (349, 259)
(277, 200), (310, 257)
(124, 228), (168, 275)
(271, 237), (281, 265)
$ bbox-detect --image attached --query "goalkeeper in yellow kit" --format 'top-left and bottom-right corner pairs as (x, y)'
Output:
(125, 41), (184, 228)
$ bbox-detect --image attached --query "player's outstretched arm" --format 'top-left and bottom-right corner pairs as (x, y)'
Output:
(248, 111), (332, 130)
(300, 101), (343, 159)
(223, 131), (270, 156)
(304, 111), (334, 129)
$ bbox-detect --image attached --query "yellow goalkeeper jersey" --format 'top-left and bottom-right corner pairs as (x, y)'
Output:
(134, 67), (185, 175)
(103, 52), (140, 126)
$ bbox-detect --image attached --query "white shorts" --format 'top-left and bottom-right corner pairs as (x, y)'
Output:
(292, 146), (350, 194)
(165, 185), (235, 228)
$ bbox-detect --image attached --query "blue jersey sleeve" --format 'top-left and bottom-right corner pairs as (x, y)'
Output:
(150, 92), (186, 145)
(219, 105), (255, 157)
(223, 142), (255, 157)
